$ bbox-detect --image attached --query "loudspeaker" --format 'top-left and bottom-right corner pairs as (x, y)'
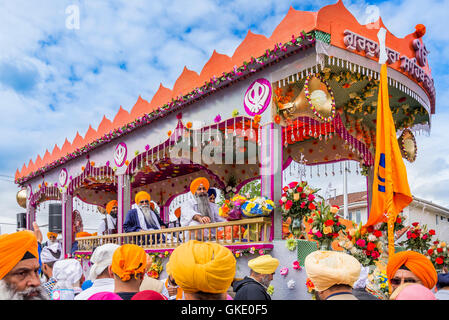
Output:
(16, 212), (26, 229)
(49, 203), (62, 233)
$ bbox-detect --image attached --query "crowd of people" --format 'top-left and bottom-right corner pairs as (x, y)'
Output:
(1, 176), (449, 300)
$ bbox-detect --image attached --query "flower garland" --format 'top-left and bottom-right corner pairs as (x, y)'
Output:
(304, 74), (336, 122)
(16, 31), (318, 185)
(232, 246), (271, 258)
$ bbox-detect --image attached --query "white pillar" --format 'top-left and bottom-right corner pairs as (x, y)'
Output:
(61, 191), (73, 257)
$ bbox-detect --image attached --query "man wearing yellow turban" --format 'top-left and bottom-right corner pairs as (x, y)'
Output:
(233, 254), (279, 300)
(0, 231), (49, 300)
(180, 178), (225, 239)
(110, 244), (147, 300)
(42, 231), (60, 248)
(98, 200), (118, 235)
(123, 191), (167, 234)
(166, 240), (236, 300)
(304, 250), (361, 300)
(387, 250), (437, 292)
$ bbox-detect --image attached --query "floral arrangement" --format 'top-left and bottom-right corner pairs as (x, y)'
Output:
(305, 278), (318, 300)
(146, 254), (167, 279)
(339, 223), (382, 267)
(241, 196), (275, 218)
(307, 201), (346, 249)
(218, 194), (247, 220)
(280, 181), (319, 238)
(16, 31), (318, 185)
(398, 222), (435, 254)
(426, 240), (448, 270)
(377, 212), (406, 233)
(232, 246), (270, 258)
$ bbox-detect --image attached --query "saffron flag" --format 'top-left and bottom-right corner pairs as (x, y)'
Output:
(365, 64), (412, 256)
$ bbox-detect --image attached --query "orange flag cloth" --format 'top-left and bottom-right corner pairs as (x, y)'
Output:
(190, 177), (209, 194)
(364, 64), (412, 257)
(111, 244), (147, 281)
(0, 231), (39, 279)
(166, 240), (236, 293)
(386, 251), (437, 290)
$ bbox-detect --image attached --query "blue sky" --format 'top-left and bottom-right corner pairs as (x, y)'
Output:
(0, 0), (448, 235)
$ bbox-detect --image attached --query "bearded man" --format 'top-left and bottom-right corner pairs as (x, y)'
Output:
(98, 200), (118, 235)
(0, 231), (49, 300)
(180, 177), (225, 240)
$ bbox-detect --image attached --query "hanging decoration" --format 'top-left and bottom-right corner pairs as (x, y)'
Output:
(398, 128), (417, 162)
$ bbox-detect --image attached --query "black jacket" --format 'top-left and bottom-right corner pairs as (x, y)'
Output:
(232, 276), (271, 300)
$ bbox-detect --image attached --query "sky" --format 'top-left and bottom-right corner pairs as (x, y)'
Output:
(1, 0), (448, 237)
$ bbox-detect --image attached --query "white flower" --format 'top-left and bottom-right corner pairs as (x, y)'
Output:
(312, 227), (318, 234)
(281, 196), (287, 203)
(350, 247), (357, 254)
(287, 279), (296, 289)
(368, 234), (377, 242)
(287, 188), (293, 193)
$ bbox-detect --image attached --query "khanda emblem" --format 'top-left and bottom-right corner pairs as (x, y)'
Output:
(244, 78), (272, 116)
(377, 153), (386, 193)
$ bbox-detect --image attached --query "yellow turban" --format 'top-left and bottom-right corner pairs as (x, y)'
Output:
(111, 244), (147, 282)
(47, 232), (57, 239)
(166, 240), (236, 293)
(305, 250), (361, 292)
(135, 191), (151, 205)
(248, 255), (279, 274)
(106, 200), (118, 214)
(190, 177), (209, 195)
(0, 231), (39, 280)
(387, 250), (437, 290)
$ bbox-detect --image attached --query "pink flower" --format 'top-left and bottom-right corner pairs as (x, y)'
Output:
(308, 194), (315, 201)
(285, 200), (293, 210)
(280, 267), (289, 276)
(422, 234), (428, 240)
(356, 239), (366, 248)
(300, 202), (306, 208)
(315, 231), (322, 238)
(288, 182), (299, 189)
(259, 249), (265, 255)
(292, 261), (301, 270)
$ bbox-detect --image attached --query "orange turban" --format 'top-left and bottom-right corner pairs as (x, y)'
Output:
(190, 177), (209, 195)
(47, 232), (57, 239)
(387, 250), (437, 289)
(0, 231), (39, 280)
(135, 191), (151, 205)
(106, 200), (118, 214)
(166, 240), (236, 293)
(111, 244), (147, 282)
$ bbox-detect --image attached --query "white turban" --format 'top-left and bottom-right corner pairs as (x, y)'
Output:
(88, 243), (120, 281)
(353, 265), (369, 289)
(41, 242), (63, 264)
(53, 259), (83, 285)
(305, 250), (361, 292)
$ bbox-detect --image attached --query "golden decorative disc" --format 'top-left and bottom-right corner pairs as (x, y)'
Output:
(16, 189), (27, 208)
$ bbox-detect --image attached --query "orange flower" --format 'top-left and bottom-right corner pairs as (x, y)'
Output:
(253, 114), (261, 124)
(125, 160), (129, 166)
(81, 166), (85, 171)
(186, 122), (192, 129)
(90, 161), (95, 166)
(274, 115), (281, 124)
(44, 182), (48, 187)
(167, 130), (172, 136)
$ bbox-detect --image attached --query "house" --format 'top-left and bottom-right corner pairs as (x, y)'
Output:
(329, 191), (449, 243)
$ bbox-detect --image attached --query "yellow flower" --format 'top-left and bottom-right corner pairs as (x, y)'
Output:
(441, 242), (447, 248)
(323, 226), (333, 235)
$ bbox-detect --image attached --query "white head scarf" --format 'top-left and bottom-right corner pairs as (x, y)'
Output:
(88, 243), (120, 281)
(353, 265), (369, 289)
(305, 250), (361, 292)
(41, 242), (63, 264)
(53, 259), (83, 285)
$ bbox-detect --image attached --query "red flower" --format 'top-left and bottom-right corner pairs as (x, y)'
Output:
(297, 187), (303, 193)
(411, 233), (418, 239)
(332, 233), (339, 238)
(422, 234), (428, 240)
(307, 218), (314, 224)
(428, 249), (434, 255)
(324, 220), (334, 226)
(437, 247), (443, 253)
(396, 217), (402, 224)
(285, 200), (293, 210)
(367, 226), (374, 233)
(300, 193), (307, 198)
(429, 229), (436, 236)
(367, 242), (376, 251)
(308, 203), (316, 210)
(436, 257), (444, 265)
(412, 222), (419, 227)
(373, 230), (382, 238)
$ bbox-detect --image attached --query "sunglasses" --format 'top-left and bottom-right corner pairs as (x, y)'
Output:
(197, 187), (207, 192)
(139, 200), (150, 204)
(390, 278), (418, 285)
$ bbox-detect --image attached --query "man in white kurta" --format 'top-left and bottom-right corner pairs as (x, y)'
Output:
(180, 177), (225, 240)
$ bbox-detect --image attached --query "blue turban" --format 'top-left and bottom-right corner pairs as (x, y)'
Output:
(208, 188), (217, 198)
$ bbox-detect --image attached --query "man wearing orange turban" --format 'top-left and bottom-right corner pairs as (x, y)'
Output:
(166, 240), (236, 300)
(180, 178), (225, 240)
(387, 250), (437, 292)
(110, 244), (147, 300)
(0, 231), (49, 300)
(98, 200), (118, 235)
(123, 191), (167, 234)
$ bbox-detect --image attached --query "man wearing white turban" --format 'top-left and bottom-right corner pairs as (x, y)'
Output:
(75, 243), (120, 300)
(40, 242), (63, 298)
(305, 250), (361, 300)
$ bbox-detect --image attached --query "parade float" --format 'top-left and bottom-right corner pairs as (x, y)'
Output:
(14, 1), (435, 299)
